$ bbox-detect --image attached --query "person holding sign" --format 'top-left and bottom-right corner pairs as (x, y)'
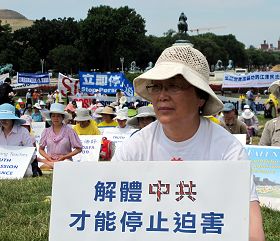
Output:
(0, 103), (34, 176)
(112, 44), (265, 241)
(73, 108), (100, 135)
(39, 103), (82, 169)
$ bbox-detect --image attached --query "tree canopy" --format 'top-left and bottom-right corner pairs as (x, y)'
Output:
(0, 6), (279, 75)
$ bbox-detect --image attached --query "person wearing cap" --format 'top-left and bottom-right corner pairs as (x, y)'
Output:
(31, 103), (44, 122)
(222, 102), (249, 140)
(112, 44), (265, 240)
(114, 107), (131, 129)
(73, 108), (100, 135)
(39, 103), (82, 169)
(127, 105), (156, 130)
(239, 108), (259, 138)
(97, 106), (118, 128)
(0, 103), (34, 176)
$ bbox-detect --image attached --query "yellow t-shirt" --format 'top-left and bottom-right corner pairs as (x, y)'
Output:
(73, 119), (100, 135)
(97, 120), (118, 128)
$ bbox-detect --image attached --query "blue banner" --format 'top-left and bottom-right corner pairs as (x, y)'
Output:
(17, 73), (50, 84)
(79, 72), (134, 97)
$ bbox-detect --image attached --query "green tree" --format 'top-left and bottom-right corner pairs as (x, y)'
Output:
(79, 5), (146, 71)
(19, 47), (40, 72)
(48, 45), (80, 74)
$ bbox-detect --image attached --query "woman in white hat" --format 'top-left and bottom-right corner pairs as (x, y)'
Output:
(239, 108), (259, 138)
(0, 103), (34, 176)
(73, 108), (100, 135)
(127, 105), (156, 130)
(31, 103), (44, 122)
(39, 103), (82, 169)
(97, 106), (118, 128)
(114, 107), (131, 129)
(112, 44), (264, 240)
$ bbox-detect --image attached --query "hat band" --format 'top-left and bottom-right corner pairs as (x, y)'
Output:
(0, 110), (14, 115)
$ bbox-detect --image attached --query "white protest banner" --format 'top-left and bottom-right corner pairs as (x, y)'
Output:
(222, 71), (280, 88)
(49, 161), (250, 241)
(58, 73), (80, 97)
(246, 145), (280, 210)
(233, 134), (246, 146)
(102, 128), (138, 148)
(72, 135), (102, 162)
(31, 122), (45, 143)
(0, 145), (35, 179)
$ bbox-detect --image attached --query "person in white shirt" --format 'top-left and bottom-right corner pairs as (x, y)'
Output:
(112, 44), (265, 241)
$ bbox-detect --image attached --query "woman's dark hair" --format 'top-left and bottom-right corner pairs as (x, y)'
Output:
(195, 88), (209, 115)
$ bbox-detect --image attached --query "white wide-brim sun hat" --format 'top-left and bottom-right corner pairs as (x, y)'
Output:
(127, 106), (156, 128)
(269, 80), (280, 98)
(133, 45), (224, 116)
(74, 108), (92, 122)
(242, 109), (254, 119)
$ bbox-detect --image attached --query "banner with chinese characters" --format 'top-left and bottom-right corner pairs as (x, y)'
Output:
(49, 161), (250, 241)
(72, 135), (102, 162)
(17, 72), (50, 84)
(79, 72), (134, 96)
(222, 71), (280, 88)
(246, 145), (280, 210)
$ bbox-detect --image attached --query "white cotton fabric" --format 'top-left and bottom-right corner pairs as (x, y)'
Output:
(112, 117), (258, 201)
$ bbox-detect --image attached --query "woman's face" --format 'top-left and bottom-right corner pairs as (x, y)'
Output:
(78, 120), (90, 128)
(0, 119), (13, 130)
(138, 117), (154, 129)
(149, 75), (205, 126)
(117, 119), (127, 128)
(102, 114), (113, 123)
(50, 113), (64, 126)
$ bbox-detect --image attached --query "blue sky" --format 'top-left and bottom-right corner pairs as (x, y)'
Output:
(1, 0), (279, 48)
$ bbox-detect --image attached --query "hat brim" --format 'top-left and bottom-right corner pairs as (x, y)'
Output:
(127, 113), (156, 128)
(74, 116), (92, 121)
(133, 62), (223, 116)
(269, 80), (280, 98)
(0, 113), (26, 125)
(242, 112), (254, 119)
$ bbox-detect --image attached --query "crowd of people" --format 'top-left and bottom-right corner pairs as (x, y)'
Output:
(5, 44), (280, 240)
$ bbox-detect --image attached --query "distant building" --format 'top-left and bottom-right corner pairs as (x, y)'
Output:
(0, 9), (33, 32)
(260, 39), (280, 52)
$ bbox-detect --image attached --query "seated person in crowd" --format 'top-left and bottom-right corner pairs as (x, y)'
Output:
(222, 102), (249, 143)
(31, 103), (44, 122)
(97, 106), (118, 128)
(114, 107), (131, 129)
(111, 44), (264, 241)
(239, 106), (259, 138)
(0, 103), (34, 176)
(39, 103), (82, 169)
(127, 105), (156, 129)
(73, 108), (100, 135)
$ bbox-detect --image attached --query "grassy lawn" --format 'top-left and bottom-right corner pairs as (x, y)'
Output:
(0, 174), (279, 240)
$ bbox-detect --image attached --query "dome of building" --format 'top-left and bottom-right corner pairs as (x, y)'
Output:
(0, 9), (27, 20)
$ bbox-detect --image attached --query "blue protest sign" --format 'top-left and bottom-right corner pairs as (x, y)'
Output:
(79, 72), (134, 96)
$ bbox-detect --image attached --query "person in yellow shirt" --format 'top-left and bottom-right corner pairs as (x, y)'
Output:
(73, 108), (100, 135)
(97, 106), (118, 128)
